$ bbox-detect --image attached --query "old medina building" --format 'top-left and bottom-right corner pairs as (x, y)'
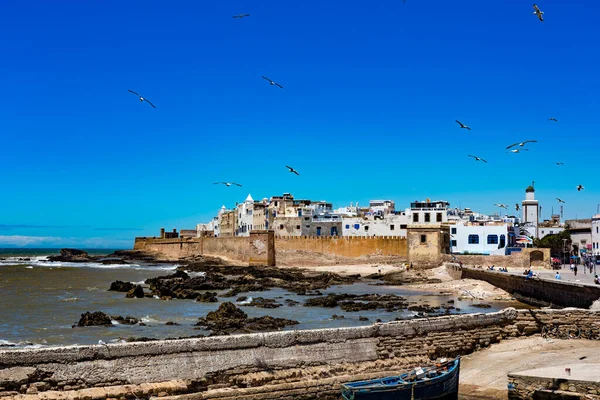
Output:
(189, 186), (596, 260)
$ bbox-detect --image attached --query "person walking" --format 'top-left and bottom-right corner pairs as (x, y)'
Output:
(574, 264), (578, 276)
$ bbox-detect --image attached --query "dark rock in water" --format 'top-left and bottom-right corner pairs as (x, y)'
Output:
(284, 299), (300, 306)
(332, 314), (345, 320)
(77, 311), (113, 327)
(139, 322), (147, 326)
(305, 293), (408, 312)
(48, 248), (92, 263)
(196, 302), (247, 331)
(242, 297), (282, 309)
(195, 302), (298, 335)
(109, 280), (134, 292)
(408, 304), (441, 313)
(447, 300), (455, 304)
(126, 285), (145, 299)
(111, 315), (139, 325)
(171, 288), (200, 300)
(471, 303), (492, 309)
(197, 292), (218, 303)
(236, 296), (248, 302)
(99, 258), (127, 265)
(359, 316), (369, 321)
(165, 321), (180, 326)
(18, 257), (31, 261)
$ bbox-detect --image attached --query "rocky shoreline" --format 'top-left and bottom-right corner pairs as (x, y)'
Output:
(41, 248), (516, 341)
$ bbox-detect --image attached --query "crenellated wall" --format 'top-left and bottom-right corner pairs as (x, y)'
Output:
(275, 236), (407, 258)
(3, 308), (600, 399)
(133, 231), (275, 266)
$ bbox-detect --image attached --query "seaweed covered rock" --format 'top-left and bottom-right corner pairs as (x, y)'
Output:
(77, 311), (112, 327)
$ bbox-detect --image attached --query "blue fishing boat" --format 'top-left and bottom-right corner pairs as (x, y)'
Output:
(341, 358), (460, 400)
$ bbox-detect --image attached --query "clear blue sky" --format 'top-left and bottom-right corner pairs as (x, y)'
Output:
(1, 1), (599, 248)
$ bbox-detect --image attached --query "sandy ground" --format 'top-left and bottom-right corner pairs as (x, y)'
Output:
(278, 262), (402, 277)
(405, 266), (514, 301)
(286, 263), (515, 301)
(459, 336), (600, 399)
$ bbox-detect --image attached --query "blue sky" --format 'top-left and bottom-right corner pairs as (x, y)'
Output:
(1, 1), (599, 248)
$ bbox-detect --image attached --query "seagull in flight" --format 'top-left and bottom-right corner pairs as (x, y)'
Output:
(533, 4), (544, 22)
(509, 149), (529, 153)
(506, 140), (537, 149)
(556, 198), (566, 203)
(213, 182), (242, 187)
(556, 162), (564, 166)
(455, 120), (471, 130)
(468, 155), (487, 163)
(577, 185), (585, 192)
(548, 117), (558, 122)
(128, 90), (156, 108)
(232, 14), (250, 19)
(515, 204), (521, 211)
(495, 204), (508, 210)
(286, 166), (299, 176)
(262, 76), (283, 88)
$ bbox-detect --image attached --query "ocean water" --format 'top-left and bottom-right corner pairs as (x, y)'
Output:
(0, 249), (530, 348)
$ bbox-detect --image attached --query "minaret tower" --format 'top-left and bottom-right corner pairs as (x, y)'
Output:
(522, 184), (539, 238)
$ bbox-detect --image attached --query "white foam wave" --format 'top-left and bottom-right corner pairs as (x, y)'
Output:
(0, 258), (177, 271)
(140, 315), (160, 323)
(25, 266), (33, 269)
(61, 297), (80, 302)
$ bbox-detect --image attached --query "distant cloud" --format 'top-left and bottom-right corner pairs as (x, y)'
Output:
(0, 235), (132, 249)
(0, 224), (91, 230)
(93, 228), (143, 231)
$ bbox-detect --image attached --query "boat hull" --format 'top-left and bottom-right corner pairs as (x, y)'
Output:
(341, 359), (459, 400)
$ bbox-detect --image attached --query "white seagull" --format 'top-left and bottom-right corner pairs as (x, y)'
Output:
(128, 90), (156, 108)
(577, 185), (585, 192)
(509, 149), (529, 153)
(468, 155), (487, 163)
(548, 117), (558, 122)
(214, 182), (242, 187)
(494, 204), (508, 210)
(506, 140), (537, 149)
(556, 198), (566, 203)
(232, 14), (250, 19)
(262, 76), (283, 88)
(455, 120), (471, 130)
(286, 165), (299, 176)
(533, 4), (544, 22)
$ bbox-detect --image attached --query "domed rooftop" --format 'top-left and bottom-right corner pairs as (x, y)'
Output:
(525, 185), (535, 193)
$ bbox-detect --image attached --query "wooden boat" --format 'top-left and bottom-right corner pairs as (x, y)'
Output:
(341, 358), (460, 400)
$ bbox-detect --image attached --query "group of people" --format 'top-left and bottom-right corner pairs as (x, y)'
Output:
(524, 269), (540, 280)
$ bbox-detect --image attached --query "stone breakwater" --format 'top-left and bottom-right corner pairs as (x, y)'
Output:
(2, 308), (600, 399)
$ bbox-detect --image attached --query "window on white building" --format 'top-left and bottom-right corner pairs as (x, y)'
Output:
(436, 213), (442, 222)
(345, 224), (350, 229)
(413, 214), (419, 223)
(424, 213), (431, 223)
(390, 225), (395, 231)
(451, 228), (457, 234)
(451, 240), (457, 247)
(487, 235), (499, 244)
(468, 234), (479, 244)
(365, 226), (369, 232)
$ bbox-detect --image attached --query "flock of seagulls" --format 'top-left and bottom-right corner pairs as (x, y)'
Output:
(125, 3), (589, 215)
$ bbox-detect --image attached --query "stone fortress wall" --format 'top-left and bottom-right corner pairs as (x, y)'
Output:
(2, 308), (600, 399)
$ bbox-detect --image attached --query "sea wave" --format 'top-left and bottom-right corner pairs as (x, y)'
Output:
(0, 257), (177, 271)
(0, 339), (43, 349)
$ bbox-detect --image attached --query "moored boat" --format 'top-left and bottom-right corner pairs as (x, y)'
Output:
(341, 357), (460, 400)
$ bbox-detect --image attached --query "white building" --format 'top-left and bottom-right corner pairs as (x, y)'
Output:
(196, 217), (217, 237)
(538, 226), (565, 239)
(342, 213), (410, 237)
(522, 185), (539, 238)
(408, 200), (449, 225)
(236, 194), (255, 236)
(593, 214), (600, 259)
(449, 222), (510, 255)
